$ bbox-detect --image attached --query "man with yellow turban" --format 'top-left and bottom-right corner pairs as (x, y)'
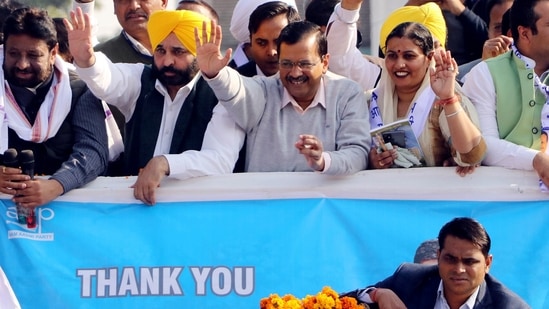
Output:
(326, 0), (447, 92)
(66, 8), (245, 205)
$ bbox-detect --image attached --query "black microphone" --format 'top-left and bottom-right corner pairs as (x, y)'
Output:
(19, 150), (34, 180)
(3, 148), (19, 168)
(17, 150), (36, 228)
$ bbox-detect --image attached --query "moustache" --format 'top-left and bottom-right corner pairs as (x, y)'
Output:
(159, 66), (179, 74)
(125, 10), (148, 20)
(286, 75), (307, 83)
(15, 68), (33, 74)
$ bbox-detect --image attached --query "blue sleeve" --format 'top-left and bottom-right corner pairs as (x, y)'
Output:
(50, 89), (109, 193)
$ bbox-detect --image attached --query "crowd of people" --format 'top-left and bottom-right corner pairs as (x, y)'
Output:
(0, 0), (543, 306)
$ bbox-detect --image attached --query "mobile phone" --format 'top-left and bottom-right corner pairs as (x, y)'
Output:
(382, 131), (406, 148)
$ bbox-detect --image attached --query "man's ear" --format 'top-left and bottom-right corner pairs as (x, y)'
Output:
(485, 254), (493, 273)
(321, 53), (330, 74)
(50, 44), (59, 65)
(517, 25), (531, 43)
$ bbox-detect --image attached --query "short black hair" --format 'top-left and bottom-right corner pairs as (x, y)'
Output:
(501, 7), (511, 35)
(473, 0), (513, 25)
(277, 21), (327, 58)
(248, 1), (300, 37)
(3, 7), (57, 50)
(305, 0), (340, 27)
(438, 217), (491, 258)
(53, 17), (72, 63)
(0, 0), (23, 44)
(510, 0), (549, 42)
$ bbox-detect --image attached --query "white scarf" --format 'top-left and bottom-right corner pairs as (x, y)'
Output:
(0, 47), (72, 153)
(0, 46), (123, 161)
(512, 45), (549, 192)
(102, 101), (123, 161)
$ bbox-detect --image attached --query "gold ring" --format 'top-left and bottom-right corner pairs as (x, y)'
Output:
(447, 67), (455, 72)
(2, 166), (5, 173)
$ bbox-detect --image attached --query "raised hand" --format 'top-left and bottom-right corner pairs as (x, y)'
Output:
(430, 49), (457, 100)
(341, 0), (364, 10)
(194, 20), (232, 78)
(63, 7), (96, 68)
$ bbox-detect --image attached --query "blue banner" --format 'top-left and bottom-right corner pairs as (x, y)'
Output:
(2, 196), (548, 308)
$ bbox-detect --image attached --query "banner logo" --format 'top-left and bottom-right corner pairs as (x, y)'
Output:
(5, 204), (55, 241)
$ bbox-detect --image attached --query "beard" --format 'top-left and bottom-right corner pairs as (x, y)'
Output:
(152, 59), (199, 87)
(3, 62), (53, 88)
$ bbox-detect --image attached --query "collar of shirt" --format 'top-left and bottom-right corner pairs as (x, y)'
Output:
(281, 77), (326, 114)
(255, 64), (266, 77)
(122, 31), (152, 57)
(435, 280), (479, 309)
(151, 73), (203, 156)
(513, 50), (549, 80)
(154, 72), (201, 103)
(232, 43), (250, 68)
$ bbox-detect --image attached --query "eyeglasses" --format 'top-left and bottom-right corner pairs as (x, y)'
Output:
(278, 58), (322, 71)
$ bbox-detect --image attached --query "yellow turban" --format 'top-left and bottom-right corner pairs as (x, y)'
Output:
(147, 10), (211, 56)
(379, 3), (447, 55)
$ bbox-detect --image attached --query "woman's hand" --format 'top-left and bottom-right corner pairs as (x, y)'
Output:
(430, 49), (457, 99)
(369, 148), (396, 169)
(443, 157), (479, 177)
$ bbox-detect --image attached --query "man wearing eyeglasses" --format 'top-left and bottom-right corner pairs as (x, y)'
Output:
(196, 20), (370, 174)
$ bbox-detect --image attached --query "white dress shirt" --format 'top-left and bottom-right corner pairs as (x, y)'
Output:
(75, 53), (244, 178)
(462, 58), (548, 170)
(435, 280), (479, 309)
(355, 281), (480, 309)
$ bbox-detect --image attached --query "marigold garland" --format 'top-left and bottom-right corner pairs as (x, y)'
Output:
(259, 286), (368, 309)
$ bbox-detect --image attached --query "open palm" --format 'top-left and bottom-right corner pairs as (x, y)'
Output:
(430, 49), (457, 99)
(195, 20), (232, 78)
(64, 7), (95, 68)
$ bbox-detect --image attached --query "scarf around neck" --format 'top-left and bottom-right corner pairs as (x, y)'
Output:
(0, 46), (72, 153)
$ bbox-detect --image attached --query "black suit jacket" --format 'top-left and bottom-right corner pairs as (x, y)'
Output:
(341, 263), (530, 309)
(236, 61), (258, 77)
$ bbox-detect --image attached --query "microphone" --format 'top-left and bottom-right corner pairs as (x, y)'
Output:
(3, 148), (19, 168)
(18, 150), (36, 228)
(3, 149), (27, 225)
(19, 150), (34, 180)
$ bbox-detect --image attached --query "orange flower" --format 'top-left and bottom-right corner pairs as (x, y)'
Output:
(340, 296), (366, 309)
(261, 286), (367, 309)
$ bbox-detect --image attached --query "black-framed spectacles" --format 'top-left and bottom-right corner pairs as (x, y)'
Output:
(278, 58), (323, 71)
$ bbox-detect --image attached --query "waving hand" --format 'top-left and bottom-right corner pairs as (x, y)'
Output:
(194, 20), (232, 78)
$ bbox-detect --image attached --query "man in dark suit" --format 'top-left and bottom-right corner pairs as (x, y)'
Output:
(341, 217), (530, 309)
(236, 1), (300, 78)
